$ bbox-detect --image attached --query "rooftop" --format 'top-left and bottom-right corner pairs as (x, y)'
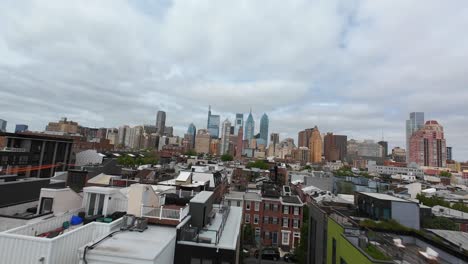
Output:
(79, 225), (176, 263)
(359, 192), (412, 203)
(427, 229), (468, 252)
(190, 191), (213, 204)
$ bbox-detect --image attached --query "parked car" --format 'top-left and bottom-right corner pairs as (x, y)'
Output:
(254, 248), (280, 261)
(283, 252), (298, 262)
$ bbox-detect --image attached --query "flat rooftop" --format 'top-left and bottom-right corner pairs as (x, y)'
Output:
(359, 192), (412, 202)
(80, 225), (176, 262)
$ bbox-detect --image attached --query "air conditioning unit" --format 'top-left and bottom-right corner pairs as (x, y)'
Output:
(132, 217), (148, 232)
(121, 214), (136, 230)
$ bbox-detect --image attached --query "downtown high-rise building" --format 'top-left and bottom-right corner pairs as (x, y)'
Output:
(244, 110), (255, 141)
(220, 119), (231, 154)
(324, 133), (347, 161)
(236, 126), (244, 159)
(156, 110), (166, 135)
(234, 113), (244, 136)
(187, 123), (196, 149)
(309, 126), (322, 163)
(406, 112), (424, 162)
(0, 119), (6, 132)
(409, 120), (447, 168)
(298, 128), (314, 148)
(195, 129), (211, 154)
(207, 106), (220, 138)
(15, 124), (28, 133)
(259, 113), (269, 146)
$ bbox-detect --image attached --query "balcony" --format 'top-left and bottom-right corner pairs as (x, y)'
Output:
(141, 204), (189, 225)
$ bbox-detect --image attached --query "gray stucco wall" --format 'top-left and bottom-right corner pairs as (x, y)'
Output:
(391, 201), (420, 230)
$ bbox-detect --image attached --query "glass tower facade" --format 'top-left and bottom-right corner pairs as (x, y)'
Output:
(244, 111), (255, 141)
(259, 113), (269, 146)
(207, 106), (220, 138)
(406, 112), (424, 162)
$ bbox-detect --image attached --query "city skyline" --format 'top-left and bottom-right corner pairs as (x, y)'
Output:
(0, 1), (467, 159)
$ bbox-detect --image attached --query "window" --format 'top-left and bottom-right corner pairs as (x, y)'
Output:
(272, 232), (278, 245)
(246, 201), (251, 210)
(40, 197), (53, 214)
(283, 205), (289, 214)
(254, 202), (260, 211)
(264, 202), (269, 210)
(293, 219), (299, 229)
(273, 204), (278, 211)
(87, 193), (106, 216)
(283, 217), (288, 228)
(254, 214), (259, 225)
(202, 260), (212, 264)
(272, 217), (278, 225)
(294, 206), (299, 215)
(191, 258), (201, 264)
(237, 201), (240, 207)
(264, 231), (270, 240)
(263, 216), (269, 224)
(281, 231), (290, 245)
(245, 214), (250, 224)
(228, 200), (231, 206)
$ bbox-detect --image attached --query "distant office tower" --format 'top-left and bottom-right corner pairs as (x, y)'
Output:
(259, 113), (269, 146)
(0, 119), (6, 132)
(164, 126), (173, 137)
(324, 133), (347, 161)
(378, 141), (388, 158)
(207, 106), (220, 138)
(155, 111), (166, 135)
(118, 125), (130, 147)
(127, 126), (144, 149)
(195, 129), (211, 154)
(46, 117), (79, 134)
(347, 139), (383, 158)
(106, 128), (119, 146)
(406, 112), (424, 162)
(187, 123), (196, 149)
(409, 120), (447, 167)
(270, 133), (280, 145)
(298, 128), (314, 148)
(234, 113), (244, 136)
(392, 147), (406, 163)
(220, 119), (231, 154)
(446, 147), (453, 161)
(244, 110), (255, 141)
(292, 147), (310, 163)
(309, 126), (322, 163)
(236, 126), (244, 159)
(15, 124), (28, 133)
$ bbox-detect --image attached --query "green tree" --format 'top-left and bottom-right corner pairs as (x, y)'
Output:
(185, 149), (197, 156)
(246, 160), (269, 170)
(117, 155), (134, 167)
(294, 205), (309, 263)
(242, 224), (255, 245)
(423, 216), (458, 230)
(439, 171), (452, 177)
(221, 154), (234, 162)
(302, 165), (312, 171)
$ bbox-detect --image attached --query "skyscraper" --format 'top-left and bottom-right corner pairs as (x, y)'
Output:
(259, 113), (269, 146)
(234, 113), (244, 136)
(207, 106), (220, 138)
(298, 128), (314, 148)
(324, 133), (347, 161)
(187, 123), (196, 149)
(15, 124), (28, 133)
(220, 119), (231, 155)
(236, 126), (244, 159)
(406, 112), (424, 162)
(195, 129), (211, 154)
(156, 110), (166, 135)
(0, 119), (6, 132)
(378, 141), (388, 158)
(446, 146), (453, 161)
(244, 110), (255, 141)
(409, 120), (447, 167)
(309, 126), (322, 163)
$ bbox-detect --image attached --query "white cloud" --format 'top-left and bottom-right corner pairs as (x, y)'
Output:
(0, 0), (467, 160)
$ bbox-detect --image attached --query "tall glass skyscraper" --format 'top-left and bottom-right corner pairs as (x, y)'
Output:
(244, 110), (255, 141)
(155, 111), (166, 135)
(187, 123), (196, 148)
(406, 112), (424, 162)
(220, 119), (231, 154)
(259, 113), (269, 146)
(234, 113), (244, 136)
(207, 106), (220, 138)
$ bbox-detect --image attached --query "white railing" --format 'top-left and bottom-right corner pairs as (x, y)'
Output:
(141, 205), (189, 221)
(6, 208), (82, 236)
(162, 189), (199, 198)
(0, 218), (123, 264)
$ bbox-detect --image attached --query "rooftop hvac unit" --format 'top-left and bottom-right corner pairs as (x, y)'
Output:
(121, 214), (136, 230)
(132, 217), (148, 232)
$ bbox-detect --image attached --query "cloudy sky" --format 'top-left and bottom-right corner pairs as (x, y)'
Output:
(1, 0), (467, 160)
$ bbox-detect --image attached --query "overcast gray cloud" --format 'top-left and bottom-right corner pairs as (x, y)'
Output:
(0, 0), (467, 160)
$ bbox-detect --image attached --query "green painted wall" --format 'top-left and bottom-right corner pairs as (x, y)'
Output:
(327, 217), (373, 264)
